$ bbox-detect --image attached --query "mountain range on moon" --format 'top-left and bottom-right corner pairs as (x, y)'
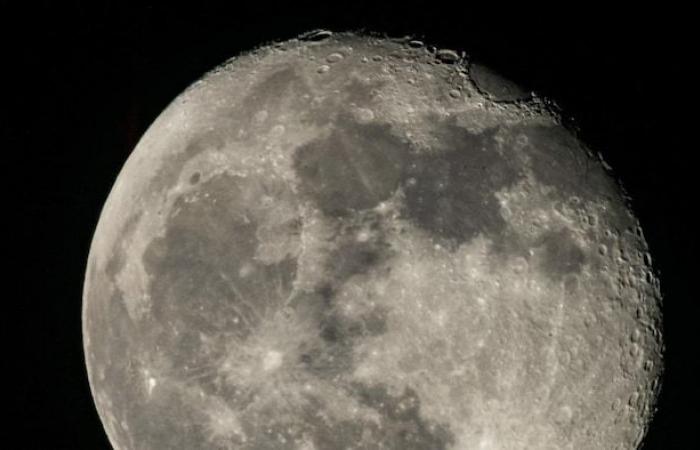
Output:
(82, 31), (663, 449)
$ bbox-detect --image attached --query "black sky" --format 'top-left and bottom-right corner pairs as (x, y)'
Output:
(11, 3), (695, 449)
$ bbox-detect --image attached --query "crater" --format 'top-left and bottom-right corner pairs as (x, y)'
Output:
(469, 63), (530, 102)
(534, 228), (586, 281)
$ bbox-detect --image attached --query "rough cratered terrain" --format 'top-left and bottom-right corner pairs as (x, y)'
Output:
(83, 32), (663, 449)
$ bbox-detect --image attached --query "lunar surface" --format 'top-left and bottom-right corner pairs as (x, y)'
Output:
(83, 31), (663, 450)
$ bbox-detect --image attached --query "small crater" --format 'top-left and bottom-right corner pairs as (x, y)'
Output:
(326, 52), (344, 63)
(352, 107), (375, 122)
(299, 30), (333, 41)
(436, 49), (460, 63)
(189, 172), (201, 185)
(631, 328), (641, 342)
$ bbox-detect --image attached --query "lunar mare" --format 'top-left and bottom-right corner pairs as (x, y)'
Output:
(83, 32), (663, 450)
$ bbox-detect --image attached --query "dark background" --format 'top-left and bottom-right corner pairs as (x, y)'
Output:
(11, 2), (695, 449)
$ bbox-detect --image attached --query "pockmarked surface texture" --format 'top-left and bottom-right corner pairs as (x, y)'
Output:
(83, 32), (663, 450)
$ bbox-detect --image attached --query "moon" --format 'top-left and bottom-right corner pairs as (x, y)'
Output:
(83, 31), (663, 449)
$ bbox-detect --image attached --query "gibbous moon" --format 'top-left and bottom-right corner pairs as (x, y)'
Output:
(83, 31), (663, 449)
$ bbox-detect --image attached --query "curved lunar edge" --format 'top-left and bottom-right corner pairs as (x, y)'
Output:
(83, 31), (663, 450)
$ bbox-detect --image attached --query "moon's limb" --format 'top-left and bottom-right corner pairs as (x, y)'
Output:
(83, 32), (663, 450)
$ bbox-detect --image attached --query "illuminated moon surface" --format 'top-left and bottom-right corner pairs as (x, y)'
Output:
(83, 32), (663, 450)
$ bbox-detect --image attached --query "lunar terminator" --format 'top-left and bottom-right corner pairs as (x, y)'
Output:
(83, 31), (663, 449)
